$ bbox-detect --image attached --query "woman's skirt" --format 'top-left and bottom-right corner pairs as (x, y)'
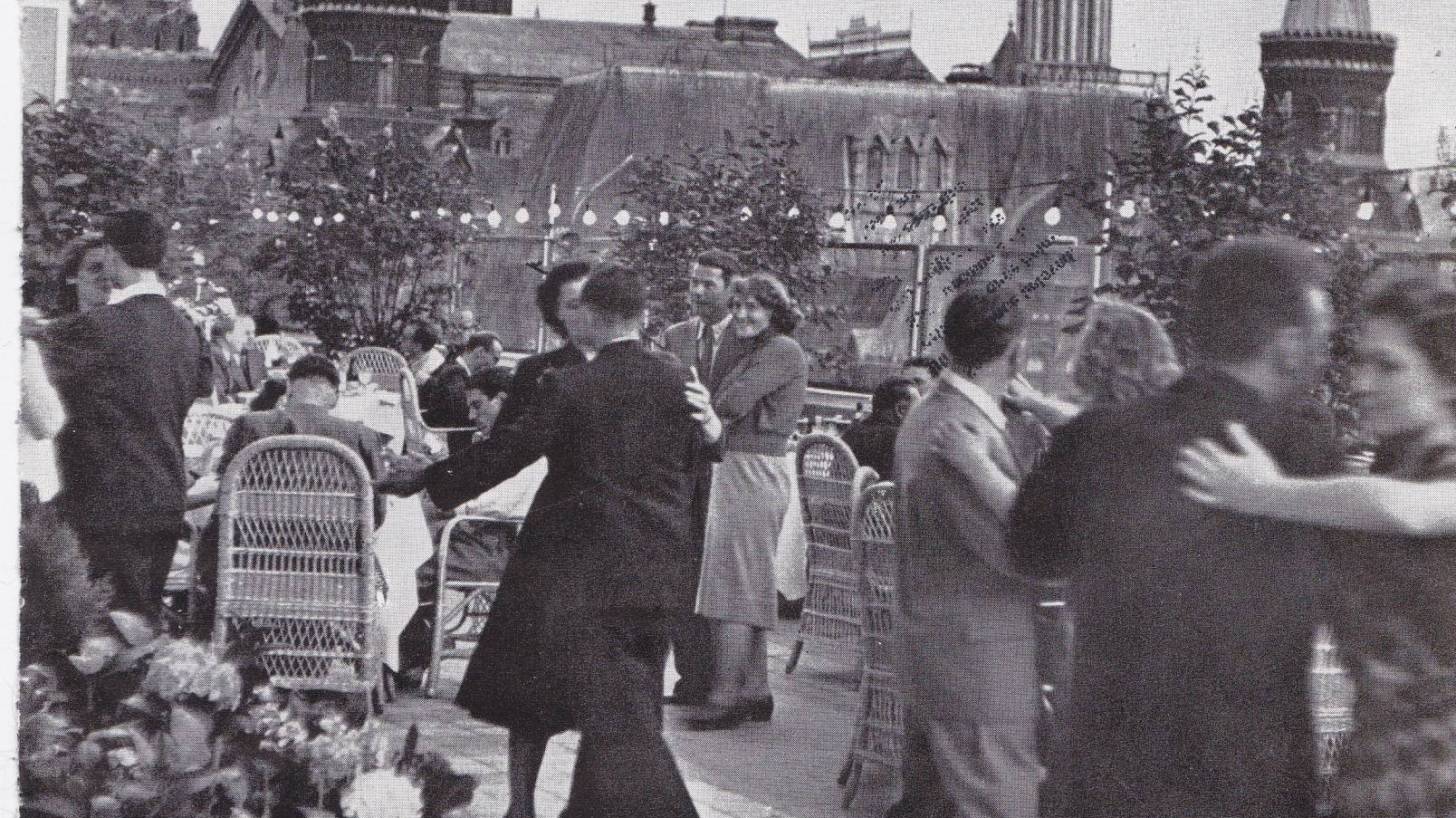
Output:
(453, 551), (576, 734)
(695, 451), (792, 629)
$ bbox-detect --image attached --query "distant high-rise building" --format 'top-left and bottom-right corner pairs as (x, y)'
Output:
(1260, 0), (1396, 170)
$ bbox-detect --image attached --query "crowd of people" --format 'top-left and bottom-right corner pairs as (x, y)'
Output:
(17, 208), (1456, 818)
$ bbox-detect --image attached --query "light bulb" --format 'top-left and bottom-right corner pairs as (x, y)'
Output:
(581, 208), (598, 227)
(313, 216), (323, 227)
(988, 206), (1007, 226)
(332, 213), (345, 223)
(252, 208), (264, 220)
(828, 210), (847, 230)
(882, 207), (898, 233)
(739, 206), (753, 221)
(614, 208), (631, 227)
(410, 210), (421, 220)
(207, 218), (219, 226)
(1043, 205), (1062, 226)
(437, 207), (449, 218)
(460, 212), (472, 225)
(786, 205), (800, 219)
(486, 208), (503, 228)
(515, 204), (530, 224)
(287, 211), (300, 223)
(1355, 201), (1375, 221)
(266, 211), (279, 223)
(548, 202), (562, 221)
(1282, 212), (1294, 223)
(659, 211), (670, 226)
(171, 221), (182, 231)
(192, 251), (205, 266)
(932, 213), (948, 233)
(1119, 199), (1138, 219)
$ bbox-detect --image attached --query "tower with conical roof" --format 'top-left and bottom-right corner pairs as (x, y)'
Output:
(1260, 0), (1396, 169)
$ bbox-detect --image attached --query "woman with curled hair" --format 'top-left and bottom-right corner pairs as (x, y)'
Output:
(1179, 279), (1456, 817)
(689, 273), (808, 730)
(1006, 297), (1182, 426)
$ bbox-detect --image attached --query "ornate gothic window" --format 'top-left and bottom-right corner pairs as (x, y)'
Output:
(494, 127), (513, 157)
(866, 137), (887, 190)
(310, 38), (353, 104)
(897, 139), (919, 190)
(929, 139), (952, 190)
(377, 53), (397, 107)
(844, 137), (859, 194)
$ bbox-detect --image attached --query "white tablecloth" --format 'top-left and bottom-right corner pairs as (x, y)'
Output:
(774, 454), (809, 601)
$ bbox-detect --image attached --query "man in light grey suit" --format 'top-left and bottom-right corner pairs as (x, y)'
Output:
(888, 288), (1043, 818)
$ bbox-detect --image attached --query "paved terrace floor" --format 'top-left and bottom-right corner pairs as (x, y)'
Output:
(380, 618), (896, 818)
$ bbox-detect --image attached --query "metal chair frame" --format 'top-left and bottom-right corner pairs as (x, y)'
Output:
(786, 432), (875, 674)
(399, 368), (477, 460)
(424, 514), (521, 697)
(839, 480), (903, 807)
(212, 435), (381, 695)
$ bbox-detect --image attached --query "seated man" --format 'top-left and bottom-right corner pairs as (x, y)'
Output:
(900, 355), (942, 392)
(396, 365), (543, 688)
(399, 322), (448, 386)
(209, 314), (267, 402)
(841, 376), (919, 478)
(420, 331), (504, 454)
(191, 354), (388, 632)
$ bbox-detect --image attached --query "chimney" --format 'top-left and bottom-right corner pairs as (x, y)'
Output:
(643, 1), (655, 31)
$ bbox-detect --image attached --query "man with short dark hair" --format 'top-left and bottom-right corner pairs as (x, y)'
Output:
(43, 209), (212, 620)
(1008, 237), (1343, 818)
(840, 376), (920, 477)
(656, 248), (751, 705)
(889, 288), (1045, 818)
(901, 355), (942, 390)
(209, 314), (266, 401)
(381, 262), (719, 818)
(421, 331), (505, 453)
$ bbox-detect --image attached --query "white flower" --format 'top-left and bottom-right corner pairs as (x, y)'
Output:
(339, 769), (423, 818)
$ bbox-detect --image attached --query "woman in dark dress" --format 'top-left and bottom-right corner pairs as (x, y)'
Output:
(1179, 280), (1456, 818)
(452, 261), (594, 818)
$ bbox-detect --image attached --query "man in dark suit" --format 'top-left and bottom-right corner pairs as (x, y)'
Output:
(840, 375), (920, 478)
(1007, 238), (1343, 818)
(208, 314), (267, 401)
(44, 210), (212, 620)
(492, 261), (594, 433)
(420, 331), (503, 453)
(655, 249), (750, 705)
(381, 263), (719, 818)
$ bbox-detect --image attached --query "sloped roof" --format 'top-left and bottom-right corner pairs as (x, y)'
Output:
(1280, 0), (1374, 32)
(516, 66), (1139, 203)
(813, 48), (938, 83)
(440, 14), (822, 80)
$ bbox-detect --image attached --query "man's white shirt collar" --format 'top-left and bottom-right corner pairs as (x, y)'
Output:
(107, 277), (168, 305)
(940, 369), (1008, 431)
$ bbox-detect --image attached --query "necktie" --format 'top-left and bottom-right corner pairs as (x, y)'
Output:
(699, 324), (717, 384)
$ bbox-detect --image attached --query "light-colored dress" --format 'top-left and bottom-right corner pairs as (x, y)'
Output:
(20, 339), (66, 501)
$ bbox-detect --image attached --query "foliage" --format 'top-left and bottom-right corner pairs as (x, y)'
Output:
(18, 500), (113, 667)
(19, 613), (477, 818)
(613, 128), (828, 329)
(252, 125), (476, 353)
(1061, 65), (1377, 428)
(20, 88), (183, 307)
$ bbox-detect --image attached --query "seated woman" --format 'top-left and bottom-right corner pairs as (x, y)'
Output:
(1179, 279), (1456, 818)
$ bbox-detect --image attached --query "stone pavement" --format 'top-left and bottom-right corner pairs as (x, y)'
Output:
(379, 619), (897, 818)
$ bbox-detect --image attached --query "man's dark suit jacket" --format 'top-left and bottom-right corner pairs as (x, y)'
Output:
(840, 414), (901, 478)
(45, 294), (211, 533)
(1006, 368), (1342, 818)
(419, 358), (475, 453)
(423, 339), (715, 613)
(216, 403), (388, 527)
(657, 316), (749, 395)
(492, 343), (587, 433)
(210, 344), (267, 400)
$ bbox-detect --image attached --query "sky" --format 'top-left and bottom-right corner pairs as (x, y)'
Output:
(170, 0), (1456, 168)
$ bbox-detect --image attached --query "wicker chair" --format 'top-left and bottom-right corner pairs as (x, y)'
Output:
(399, 369), (476, 461)
(212, 435), (381, 695)
(423, 515), (520, 697)
(183, 408), (236, 477)
(840, 480), (903, 807)
(249, 334), (309, 368)
(343, 346), (410, 393)
(785, 432), (875, 674)
(1312, 625), (1355, 814)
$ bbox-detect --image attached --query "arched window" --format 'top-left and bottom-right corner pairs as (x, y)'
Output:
(866, 137), (887, 189)
(897, 139), (919, 190)
(154, 30), (162, 49)
(494, 126), (513, 156)
(930, 140), (952, 190)
(109, 30), (118, 47)
(310, 38), (353, 103)
(376, 52), (396, 106)
(255, 29), (264, 50)
(178, 32), (186, 50)
(843, 136), (859, 193)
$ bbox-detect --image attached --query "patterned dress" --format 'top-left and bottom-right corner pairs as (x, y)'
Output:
(1331, 440), (1456, 818)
